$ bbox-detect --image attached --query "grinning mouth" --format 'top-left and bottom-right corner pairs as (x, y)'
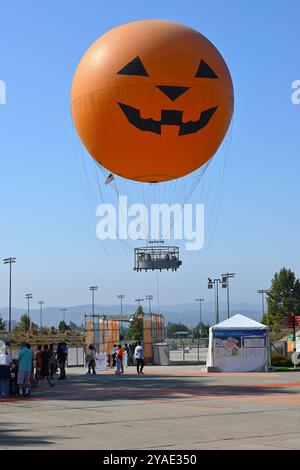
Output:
(118, 102), (217, 136)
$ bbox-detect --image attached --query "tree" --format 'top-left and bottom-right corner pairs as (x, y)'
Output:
(265, 268), (300, 338)
(69, 321), (79, 331)
(167, 322), (189, 338)
(19, 314), (30, 333)
(192, 322), (209, 339)
(128, 306), (144, 341)
(58, 321), (70, 332)
(0, 315), (6, 332)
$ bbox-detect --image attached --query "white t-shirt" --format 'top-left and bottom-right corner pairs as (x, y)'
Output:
(134, 345), (144, 359)
(0, 353), (12, 366)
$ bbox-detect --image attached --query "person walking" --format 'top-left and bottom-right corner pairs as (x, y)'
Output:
(40, 345), (55, 387)
(134, 341), (145, 375)
(0, 348), (12, 398)
(128, 344), (134, 366)
(57, 342), (68, 380)
(17, 342), (34, 397)
(115, 344), (124, 375)
(27, 343), (37, 389)
(35, 344), (42, 383)
(87, 344), (96, 374)
(49, 344), (57, 379)
(111, 344), (117, 368)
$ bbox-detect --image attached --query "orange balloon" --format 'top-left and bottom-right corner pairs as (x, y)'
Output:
(71, 20), (234, 183)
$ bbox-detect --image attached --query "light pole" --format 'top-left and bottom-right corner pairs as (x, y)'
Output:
(145, 295), (153, 314)
(25, 293), (33, 324)
(3, 257), (16, 334)
(195, 298), (205, 336)
(38, 301), (44, 328)
(257, 289), (268, 319)
(208, 278), (221, 324)
(135, 298), (144, 308)
(117, 294), (125, 317)
(221, 273), (235, 319)
(117, 294), (125, 339)
(60, 308), (67, 323)
(89, 286), (98, 315)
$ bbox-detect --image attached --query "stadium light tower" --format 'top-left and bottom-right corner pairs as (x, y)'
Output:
(195, 298), (205, 336)
(145, 295), (154, 314)
(25, 293), (33, 323)
(208, 278), (221, 324)
(257, 289), (268, 318)
(89, 286), (98, 315)
(60, 308), (68, 323)
(38, 301), (45, 328)
(221, 273), (235, 318)
(3, 257), (16, 334)
(135, 298), (144, 307)
(117, 294), (125, 338)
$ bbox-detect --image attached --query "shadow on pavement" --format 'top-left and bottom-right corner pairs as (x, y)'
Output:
(0, 424), (57, 447)
(13, 371), (299, 402)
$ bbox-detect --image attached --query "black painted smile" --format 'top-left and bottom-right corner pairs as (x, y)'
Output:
(118, 102), (218, 136)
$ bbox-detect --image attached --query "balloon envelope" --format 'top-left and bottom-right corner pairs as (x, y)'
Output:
(71, 20), (234, 183)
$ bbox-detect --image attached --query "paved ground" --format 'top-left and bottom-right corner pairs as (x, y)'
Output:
(1, 366), (300, 450)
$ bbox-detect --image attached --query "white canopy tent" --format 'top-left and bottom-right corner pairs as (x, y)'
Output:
(206, 314), (270, 372)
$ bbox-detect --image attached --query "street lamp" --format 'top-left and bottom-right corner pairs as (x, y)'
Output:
(221, 273), (235, 319)
(60, 308), (67, 323)
(195, 298), (205, 336)
(3, 257), (16, 334)
(208, 278), (221, 324)
(89, 286), (98, 315)
(38, 301), (44, 328)
(257, 289), (268, 318)
(25, 293), (33, 323)
(145, 295), (154, 314)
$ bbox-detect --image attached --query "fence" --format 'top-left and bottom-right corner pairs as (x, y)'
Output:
(67, 346), (85, 367)
(168, 338), (208, 364)
(270, 340), (287, 356)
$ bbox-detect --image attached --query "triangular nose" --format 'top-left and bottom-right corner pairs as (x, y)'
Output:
(157, 85), (189, 101)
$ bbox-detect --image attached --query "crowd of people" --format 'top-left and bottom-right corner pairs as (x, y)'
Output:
(0, 341), (68, 398)
(86, 341), (145, 376)
(0, 340), (146, 398)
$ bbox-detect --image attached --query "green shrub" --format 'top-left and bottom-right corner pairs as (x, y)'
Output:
(271, 352), (293, 367)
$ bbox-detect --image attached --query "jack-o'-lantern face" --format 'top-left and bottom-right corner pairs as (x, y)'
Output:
(71, 20), (234, 182)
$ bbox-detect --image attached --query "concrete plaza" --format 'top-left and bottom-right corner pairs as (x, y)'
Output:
(1, 366), (300, 450)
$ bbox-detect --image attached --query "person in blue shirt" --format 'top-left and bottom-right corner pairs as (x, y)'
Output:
(17, 342), (34, 397)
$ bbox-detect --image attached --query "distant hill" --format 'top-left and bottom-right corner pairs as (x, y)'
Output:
(0, 302), (262, 328)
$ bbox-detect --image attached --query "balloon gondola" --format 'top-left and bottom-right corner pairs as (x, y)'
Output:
(134, 245), (182, 272)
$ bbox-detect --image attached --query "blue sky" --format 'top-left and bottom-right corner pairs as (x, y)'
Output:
(0, 0), (300, 312)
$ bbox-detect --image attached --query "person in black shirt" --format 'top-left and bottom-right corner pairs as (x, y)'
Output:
(40, 345), (55, 387)
(57, 342), (68, 380)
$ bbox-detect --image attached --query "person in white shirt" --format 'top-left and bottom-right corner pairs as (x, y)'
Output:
(134, 341), (145, 375)
(0, 349), (12, 398)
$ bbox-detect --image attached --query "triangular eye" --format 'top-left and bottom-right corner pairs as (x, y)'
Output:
(195, 60), (218, 79)
(117, 56), (149, 77)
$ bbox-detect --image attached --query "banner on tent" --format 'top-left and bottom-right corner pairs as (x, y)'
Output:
(212, 329), (268, 372)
